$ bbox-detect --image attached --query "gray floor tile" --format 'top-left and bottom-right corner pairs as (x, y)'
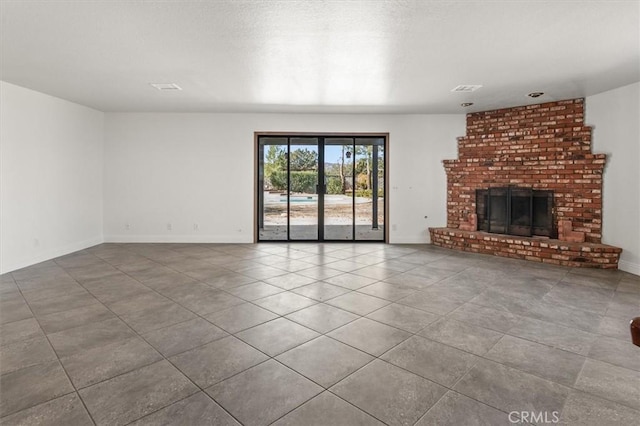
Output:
(543, 282), (613, 315)
(606, 291), (640, 320)
(253, 292), (317, 315)
(270, 259), (318, 273)
(415, 391), (509, 426)
(0, 361), (74, 417)
(468, 289), (534, 316)
(130, 392), (240, 426)
(236, 317), (319, 356)
(273, 391), (384, 426)
(38, 303), (116, 334)
(169, 335), (268, 388)
(453, 359), (570, 415)
(405, 265), (458, 282)
(48, 317), (137, 358)
(357, 281), (419, 301)
(559, 391), (640, 425)
(15, 276), (77, 294)
(163, 283), (245, 315)
(587, 335), (640, 371)
(85, 279), (153, 305)
(485, 335), (586, 386)
(351, 266), (399, 280)
(291, 281), (350, 301)
(20, 283), (86, 304)
(596, 314), (633, 341)
(574, 359), (640, 411)
(205, 302), (278, 334)
(240, 266), (288, 281)
(525, 300), (603, 333)
(331, 359), (447, 426)
(382, 272), (443, 290)
(508, 317), (596, 355)
(184, 265), (229, 281)
(448, 302), (521, 333)
(276, 336), (373, 387)
(323, 273), (378, 290)
(397, 285), (477, 315)
(4, 243), (636, 426)
(561, 272), (621, 290)
(0, 336), (57, 375)
(207, 359), (322, 426)
(0, 318), (44, 347)
(296, 266), (344, 280)
(140, 272), (198, 292)
(366, 303), (439, 333)
(61, 336), (163, 389)
(27, 292), (99, 317)
(327, 318), (411, 356)
(107, 291), (171, 316)
(226, 281), (284, 301)
(142, 317), (228, 357)
(326, 260), (371, 273)
(285, 303), (359, 333)
(0, 393), (93, 426)
(382, 336), (479, 387)
(79, 360), (198, 426)
(117, 263), (174, 282)
(200, 272), (257, 289)
(119, 301), (198, 334)
(419, 318), (503, 356)
(326, 292), (390, 316)
(617, 278), (640, 294)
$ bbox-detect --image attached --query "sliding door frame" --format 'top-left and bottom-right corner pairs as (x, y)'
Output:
(254, 132), (389, 243)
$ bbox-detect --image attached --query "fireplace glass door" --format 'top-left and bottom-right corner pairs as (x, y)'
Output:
(477, 187), (554, 237)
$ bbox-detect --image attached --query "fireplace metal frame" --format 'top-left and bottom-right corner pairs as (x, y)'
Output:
(476, 187), (555, 238)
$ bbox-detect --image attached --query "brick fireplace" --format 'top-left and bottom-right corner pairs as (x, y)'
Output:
(429, 98), (622, 268)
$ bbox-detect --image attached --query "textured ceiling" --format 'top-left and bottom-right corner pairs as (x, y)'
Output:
(1, 0), (638, 113)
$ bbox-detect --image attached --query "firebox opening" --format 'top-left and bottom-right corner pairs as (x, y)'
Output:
(476, 187), (554, 238)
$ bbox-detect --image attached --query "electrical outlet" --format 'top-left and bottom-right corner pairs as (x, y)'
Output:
(167, 223), (172, 231)
(125, 223), (130, 231)
(193, 223), (199, 231)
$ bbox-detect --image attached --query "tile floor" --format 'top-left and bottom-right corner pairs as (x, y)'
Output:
(1, 243), (639, 425)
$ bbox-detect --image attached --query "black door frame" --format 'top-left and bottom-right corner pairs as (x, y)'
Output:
(254, 132), (388, 243)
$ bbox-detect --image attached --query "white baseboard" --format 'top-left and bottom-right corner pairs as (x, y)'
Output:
(1, 236), (104, 274)
(619, 259), (640, 276)
(103, 234), (252, 244)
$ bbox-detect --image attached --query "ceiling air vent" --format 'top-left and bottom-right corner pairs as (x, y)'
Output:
(150, 83), (182, 91)
(451, 85), (482, 92)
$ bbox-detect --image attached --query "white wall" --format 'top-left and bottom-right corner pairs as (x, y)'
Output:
(103, 113), (464, 244)
(587, 82), (640, 275)
(0, 82), (104, 274)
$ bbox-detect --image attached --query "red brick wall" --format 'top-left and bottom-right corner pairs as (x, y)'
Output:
(444, 98), (605, 243)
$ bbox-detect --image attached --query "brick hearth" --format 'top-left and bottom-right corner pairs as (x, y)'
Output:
(429, 228), (621, 268)
(430, 98), (622, 268)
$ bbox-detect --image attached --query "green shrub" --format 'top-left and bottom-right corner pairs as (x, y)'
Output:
(267, 170), (288, 190)
(290, 171), (317, 193)
(268, 171), (317, 193)
(326, 177), (343, 194)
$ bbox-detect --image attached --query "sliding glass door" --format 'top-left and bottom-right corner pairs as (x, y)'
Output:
(257, 135), (385, 242)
